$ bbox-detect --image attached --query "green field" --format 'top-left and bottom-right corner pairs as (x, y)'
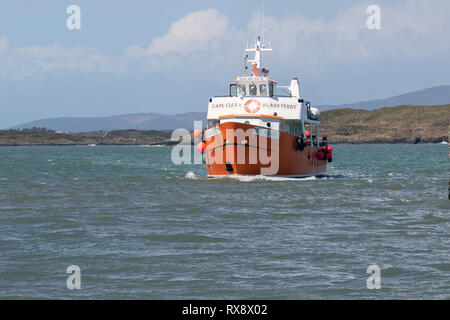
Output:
(320, 105), (450, 143)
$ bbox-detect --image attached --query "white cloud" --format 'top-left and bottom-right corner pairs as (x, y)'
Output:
(18, 46), (96, 73)
(0, 37), (8, 53)
(259, 0), (450, 62)
(146, 8), (232, 56)
(0, 41), (131, 79)
(1, 1), (450, 82)
(123, 45), (147, 59)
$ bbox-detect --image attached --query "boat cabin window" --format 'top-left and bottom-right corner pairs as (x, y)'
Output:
(249, 84), (257, 96)
(235, 81), (275, 97)
(238, 84), (246, 96)
(229, 84), (237, 96)
(260, 84), (268, 96)
(269, 82), (274, 97)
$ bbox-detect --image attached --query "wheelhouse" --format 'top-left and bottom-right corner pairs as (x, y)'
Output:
(229, 77), (277, 97)
(206, 36), (323, 148)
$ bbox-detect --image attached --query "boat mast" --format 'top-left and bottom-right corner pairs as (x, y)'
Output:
(245, 6), (272, 77)
(246, 36), (272, 77)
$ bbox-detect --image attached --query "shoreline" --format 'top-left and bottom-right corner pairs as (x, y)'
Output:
(0, 140), (447, 147)
(0, 142), (178, 147)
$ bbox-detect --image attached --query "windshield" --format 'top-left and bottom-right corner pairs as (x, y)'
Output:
(260, 84), (268, 96)
(238, 84), (246, 96)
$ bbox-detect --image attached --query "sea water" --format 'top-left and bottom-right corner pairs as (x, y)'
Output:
(0, 144), (448, 299)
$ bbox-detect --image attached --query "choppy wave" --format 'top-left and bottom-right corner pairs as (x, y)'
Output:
(1, 144), (449, 299)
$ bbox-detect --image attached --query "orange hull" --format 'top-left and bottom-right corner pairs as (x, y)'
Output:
(204, 122), (327, 177)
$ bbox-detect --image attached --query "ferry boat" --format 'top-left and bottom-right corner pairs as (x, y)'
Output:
(196, 36), (333, 177)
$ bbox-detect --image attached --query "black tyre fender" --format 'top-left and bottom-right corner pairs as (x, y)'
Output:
(296, 137), (305, 151)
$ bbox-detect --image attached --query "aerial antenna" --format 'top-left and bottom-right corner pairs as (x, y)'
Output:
(262, 3), (265, 44)
(255, 7), (259, 45)
(243, 4), (272, 76)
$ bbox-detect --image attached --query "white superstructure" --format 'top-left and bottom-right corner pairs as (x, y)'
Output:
(207, 36), (320, 143)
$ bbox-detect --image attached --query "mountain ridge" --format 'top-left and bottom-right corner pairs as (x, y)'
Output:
(1, 105), (448, 145)
(8, 85), (450, 132)
(318, 85), (450, 111)
(10, 112), (207, 132)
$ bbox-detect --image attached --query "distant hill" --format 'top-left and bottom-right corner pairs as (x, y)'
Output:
(0, 129), (174, 146)
(7, 85), (450, 132)
(319, 85), (450, 111)
(320, 104), (450, 143)
(10, 112), (207, 133)
(2, 105), (449, 145)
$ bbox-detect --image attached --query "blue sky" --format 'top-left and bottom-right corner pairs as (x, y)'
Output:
(0, 0), (449, 128)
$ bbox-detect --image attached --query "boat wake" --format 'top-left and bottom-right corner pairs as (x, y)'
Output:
(223, 175), (318, 182)
(185, 171), (342, 182)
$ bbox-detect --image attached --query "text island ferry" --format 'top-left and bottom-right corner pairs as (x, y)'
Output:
(195, 36), (333, 178)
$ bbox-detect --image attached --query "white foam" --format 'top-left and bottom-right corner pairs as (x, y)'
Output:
(185, 171), (202, 180)
(212, 174), (319, 182)
(185, 171), (332, 182)
(388, 173), (402, 177)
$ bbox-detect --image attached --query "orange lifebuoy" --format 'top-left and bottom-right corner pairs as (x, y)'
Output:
(193, 129), (202, 139)
(196, 142), (206, 153)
